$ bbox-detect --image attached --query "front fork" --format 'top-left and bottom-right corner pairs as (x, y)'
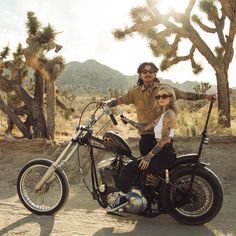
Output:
(35, 130), (82, 191)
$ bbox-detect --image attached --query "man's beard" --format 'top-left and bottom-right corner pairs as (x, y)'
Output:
(144, 82), (154, 89)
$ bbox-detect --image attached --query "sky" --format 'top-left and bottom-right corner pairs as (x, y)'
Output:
(0, 0), (235, 87)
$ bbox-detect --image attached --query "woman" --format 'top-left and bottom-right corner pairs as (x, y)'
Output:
(107, 86), (177, 212)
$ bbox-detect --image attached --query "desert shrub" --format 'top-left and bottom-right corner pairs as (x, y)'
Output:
(1, 96), (236, 140)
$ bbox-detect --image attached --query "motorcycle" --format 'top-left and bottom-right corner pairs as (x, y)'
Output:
(17, 100), (223, 225)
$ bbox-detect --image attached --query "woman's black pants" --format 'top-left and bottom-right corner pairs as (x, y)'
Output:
(139, 134), (157, 155)
(117, 143), (176, 193)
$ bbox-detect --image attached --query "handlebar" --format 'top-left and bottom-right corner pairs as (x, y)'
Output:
(120, 114), (128, 124)
(109, 113), (118, 126)
(102, 104), (118, 126)
(77, 103), (118, 132)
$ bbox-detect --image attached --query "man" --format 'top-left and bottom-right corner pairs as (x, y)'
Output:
(99, 61), (214, 156)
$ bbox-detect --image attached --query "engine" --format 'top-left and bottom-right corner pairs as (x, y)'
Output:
(97, 156), (148, 214)
(106, 187), (148, 214)
(97, 157), (119, 192)
(125, 187), (148, 213)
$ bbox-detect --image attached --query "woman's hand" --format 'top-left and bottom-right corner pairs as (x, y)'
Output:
(138, 154), (153, 170)
(138, 158), (150, 170)
(120, 115), (130, 124)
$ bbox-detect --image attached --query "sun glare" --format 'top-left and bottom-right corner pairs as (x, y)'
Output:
(157, 0), (190, 14)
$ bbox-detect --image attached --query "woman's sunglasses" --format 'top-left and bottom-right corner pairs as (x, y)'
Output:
(155, 94), (173, 100)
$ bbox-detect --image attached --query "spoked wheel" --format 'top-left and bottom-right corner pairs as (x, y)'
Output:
(160, 166), (223, 225)
(17, 159), (69, 215)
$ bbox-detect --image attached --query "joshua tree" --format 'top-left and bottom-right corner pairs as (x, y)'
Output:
(193, 82), (211, 94)
(24, 12), (64, 138)
(0, 44), (32, 138)
(113, 0), (236, 127)
(0, 12), (65, 139)
(192, 82), (211, 109)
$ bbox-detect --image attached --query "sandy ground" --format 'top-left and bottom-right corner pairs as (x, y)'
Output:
(0, 136), (236, 236)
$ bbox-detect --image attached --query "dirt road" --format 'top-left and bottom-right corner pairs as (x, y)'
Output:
(0, 184), (236, 236)
(0, 137), (236, 235)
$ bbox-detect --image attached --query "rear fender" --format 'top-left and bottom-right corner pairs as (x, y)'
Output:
(170, 153), (209, 171)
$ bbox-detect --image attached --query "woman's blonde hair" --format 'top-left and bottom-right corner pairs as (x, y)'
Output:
(158, 86), (177, 113)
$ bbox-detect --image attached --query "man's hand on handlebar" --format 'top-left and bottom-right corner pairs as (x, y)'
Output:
(96, 100), (118, 126)
(96, 100), (106, 108)
(96, 99), (117, 108)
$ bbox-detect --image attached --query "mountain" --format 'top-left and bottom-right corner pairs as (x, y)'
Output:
(57, 59), (133, 94)
(158, 78), (217, 94)
(56, 59), (217, 95)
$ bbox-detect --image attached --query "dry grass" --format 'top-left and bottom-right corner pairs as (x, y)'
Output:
(176, 105), (236, 137)
(0, 97), (236, 142)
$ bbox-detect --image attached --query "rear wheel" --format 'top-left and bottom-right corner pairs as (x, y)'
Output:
(160, 166), (223, 225)
(17, 159), (69, 215)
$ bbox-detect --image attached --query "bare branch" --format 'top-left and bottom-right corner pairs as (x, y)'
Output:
(219, 9), (226, 29)
(219, 0), (236, 20)
(224, 21), (236, 69)
(161, 44), (202, 74)
(0, 76), (33, 110)
(216, 28), (226, 47)
(215, 46), (224, 60)
(160, 55), (189, 71)
(198, 1), (226, 46)
(212, 13), (227, 47)
(0, 94), (31, 138)
(199, 1), (219, 22)
(186, 0), (196, 18)
(191, 47), (204, 74)
(119, 0), (231, 73)
(0, 77), (14, 93)
(192, 14), (217, 33)
(113, 22), (154, 40)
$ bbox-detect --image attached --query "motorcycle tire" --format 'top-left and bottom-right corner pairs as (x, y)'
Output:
(17, 159), (69, 215)
(159, 166), (223, 225)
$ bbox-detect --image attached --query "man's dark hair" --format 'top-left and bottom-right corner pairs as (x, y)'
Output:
(136, 62), (160, 86)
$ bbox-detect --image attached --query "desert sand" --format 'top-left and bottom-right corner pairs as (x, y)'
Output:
(0, 136), (236, 236)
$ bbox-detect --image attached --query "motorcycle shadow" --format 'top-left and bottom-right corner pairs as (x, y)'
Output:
(63, 185), (225, 236)
(63, 184), (99, 211)
(92, 214), (216, 236)
(0, 214), (55, 236)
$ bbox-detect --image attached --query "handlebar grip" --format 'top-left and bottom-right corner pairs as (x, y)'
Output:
(110, 114), (118, 126)
(120, 114), (127, 124)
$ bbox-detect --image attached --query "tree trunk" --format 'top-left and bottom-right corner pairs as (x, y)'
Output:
(46, 79), (56, 139)
(33, 72), (48, 138)
(216, 68), (231, 127)
(0, 95), (32, 138)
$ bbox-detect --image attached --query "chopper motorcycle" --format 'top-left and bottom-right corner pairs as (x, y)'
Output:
(17, 100), (223, 225)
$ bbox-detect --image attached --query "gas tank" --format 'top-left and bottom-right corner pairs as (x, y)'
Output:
(102, 131), (132, 156)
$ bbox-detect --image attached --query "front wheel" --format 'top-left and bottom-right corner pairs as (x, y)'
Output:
(159, 166), (223, 225)
(17, 159), (69, 215)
